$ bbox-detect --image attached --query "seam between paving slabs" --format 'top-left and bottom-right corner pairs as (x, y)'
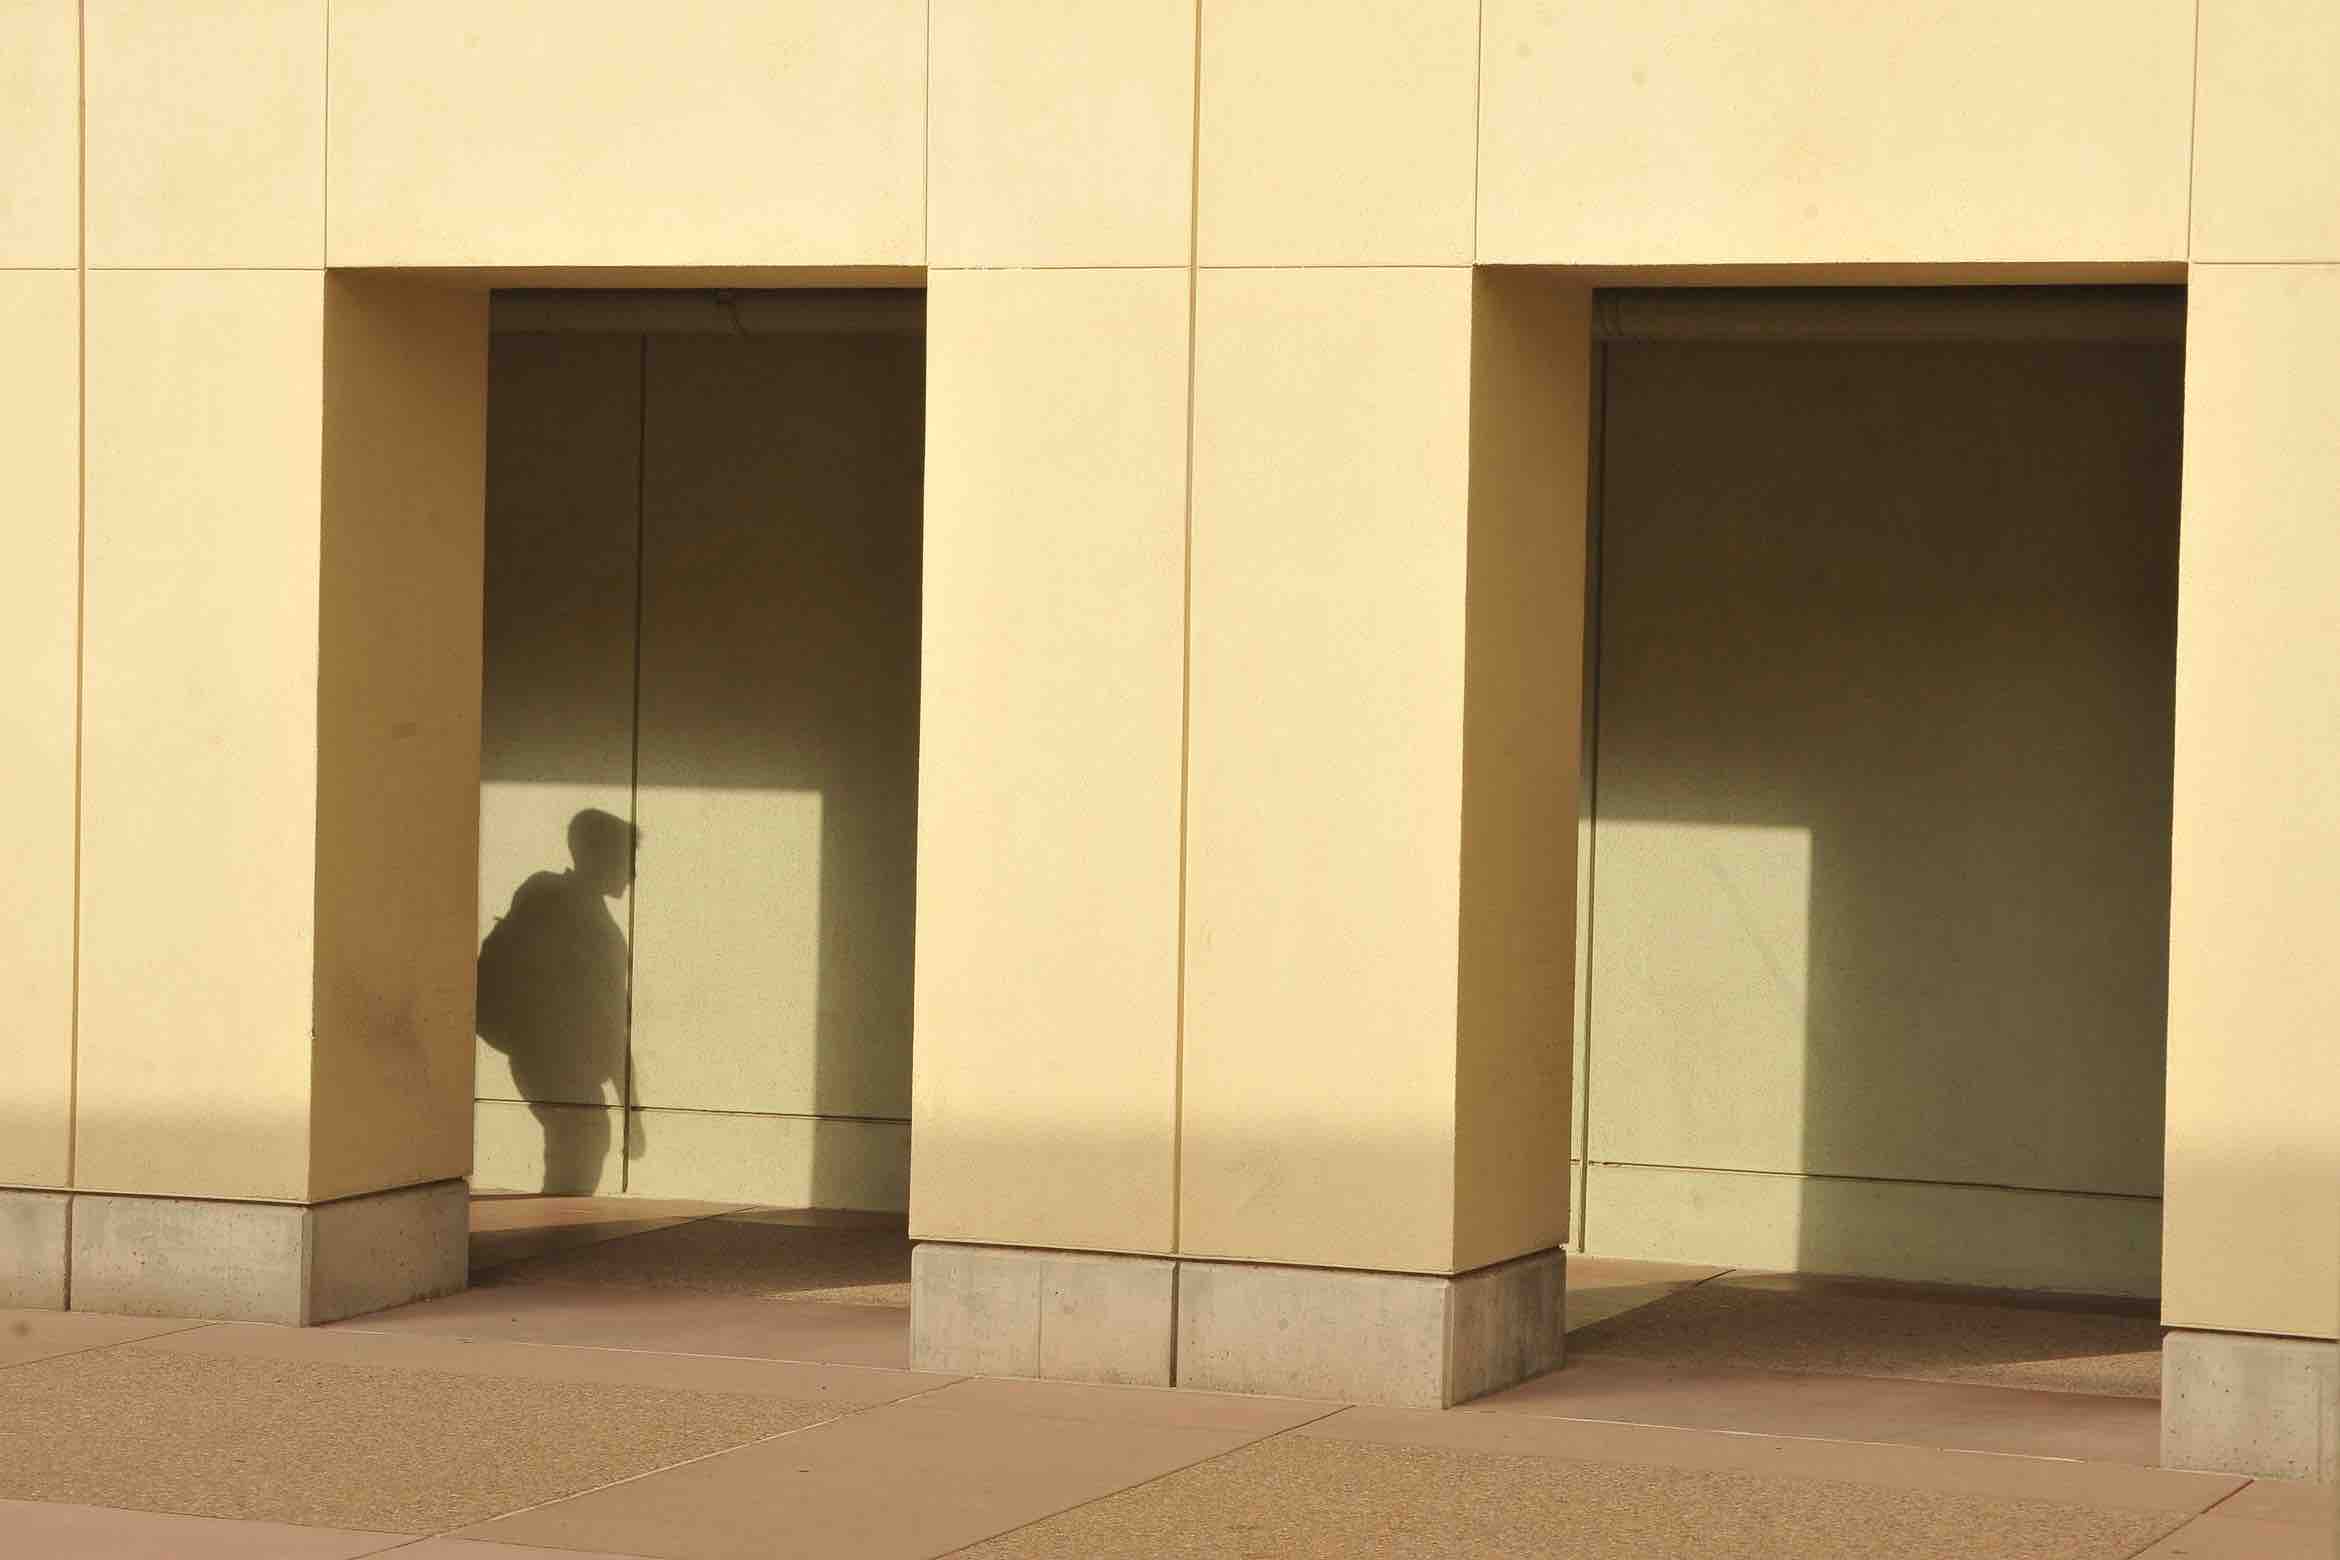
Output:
(352, 1372), (977, 1553)
(0, 1320), (221, 1374)
(927, 1403), (1358, 1559)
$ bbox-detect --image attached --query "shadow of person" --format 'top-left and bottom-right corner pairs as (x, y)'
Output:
(477, 809), (637, 1193)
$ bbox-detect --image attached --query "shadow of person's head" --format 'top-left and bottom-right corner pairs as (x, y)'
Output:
(568, 808), (638, 900)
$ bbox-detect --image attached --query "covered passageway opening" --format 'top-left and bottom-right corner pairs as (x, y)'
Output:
(1559, 285), (2183, 1401)
(466, 287), (925, 1308)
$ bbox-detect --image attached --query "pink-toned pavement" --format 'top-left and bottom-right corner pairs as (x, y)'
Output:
(0, 1196), (2326, 1559)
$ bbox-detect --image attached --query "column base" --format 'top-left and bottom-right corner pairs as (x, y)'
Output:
(49, 1179), (467, 1326)
(910, 1241), (1564, 1408)
(1, 1189), (70, 1308)
(2161, 1328), (2338, 1481)
(911, 1243), (1178, 1386)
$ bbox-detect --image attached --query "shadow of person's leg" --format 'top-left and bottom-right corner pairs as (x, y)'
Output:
(532, 1099), (612, 1194)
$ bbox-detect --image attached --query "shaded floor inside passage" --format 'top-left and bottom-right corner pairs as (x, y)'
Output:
(454, 1195), (2166, 1455)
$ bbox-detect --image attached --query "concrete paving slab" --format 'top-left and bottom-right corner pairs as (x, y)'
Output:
(0, 1497), (407, 1559)
(461, 1395), (1264, 1560)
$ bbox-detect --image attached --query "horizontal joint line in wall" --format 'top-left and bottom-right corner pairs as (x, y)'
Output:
(1581, 1160), (2163, 1203)
(927, 262), (1191, 272)
(476, 1099), (909, 1129)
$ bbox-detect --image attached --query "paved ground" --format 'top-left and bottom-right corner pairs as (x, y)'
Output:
(0, 1196), (2327, 1558)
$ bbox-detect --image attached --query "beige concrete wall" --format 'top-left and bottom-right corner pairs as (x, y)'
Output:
(85, 0), (324, 269)
(5, 0), (2329, 1359)
(1477, 0), (2195, 265)
(475, 334), (641, 1120)
(1181, 267), (1474, 1274)
(1452, 275), (1589, 1272)
(911, 268), (1191, 1254)
(1183, 268), (1585, 1276)
(1197, 0), (1478, 266)
(1589, 1163), (2163, 1297)
(1580, 336), (2182, 1294)
(0, 0), (78, 266)
(2191, 0), (2340, 263)
(2164, 265), (2340, 1340)
(928, 2), (1195, 269)
(77, 271), (326, 1200)
(474, 1100), (623, 1197)
(476, 325), (922, 1210)
(2164, 0), (2340, 1347)
(624, 1110), (910, 1211)
(310, 276), (488, 1202)
(631, 330), (924, 1127)
(909, 4), (1201, 1257)
(78, 270), (489, 1205)
(0, 272), (78, 1188)
(326, 0), (924, 267)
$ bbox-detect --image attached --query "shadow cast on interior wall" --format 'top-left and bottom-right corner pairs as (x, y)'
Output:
(477, 329), (925, 1214)
(1584, 337), (2184, 1301)
(477, 808), (640, 1192)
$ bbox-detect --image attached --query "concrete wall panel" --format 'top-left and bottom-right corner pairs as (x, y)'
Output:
(310, 275), (487, 1202)
(1182, 267), (1473, 1274)
(1586, 1163), (2162, 1298)
(624, 1109), (908, 1211)
(1477, 0), (2194, 265)
(1586, 338), (2182, 1225)
(911, 268), (1189, 1255)
(326, 0), (925, 267)
(2164, 265), (2340, 1339)
(86, 0), (324, 267)
(0, 0), (79, 267)
(929, 0), (1196, 268)
(630, 331), (925, 1123)
(2191, 0), (2340, 262)
(1197, 0), (1477, 267)
(475, 334), (642, 1113)
(0, 272), (79, 1187)
(473, 1100), (624, 1196)
(1451, 274), (1589, 1271)
(78, 270), (324, 1201)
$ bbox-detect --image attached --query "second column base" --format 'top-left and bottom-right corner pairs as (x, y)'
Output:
(910, 1241), (1564, 1408)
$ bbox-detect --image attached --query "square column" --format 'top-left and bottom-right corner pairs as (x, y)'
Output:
(911, 4), (1199, 1286)
(52, 270), (486, 1322)
(2157, 262), (2340, 1476)
(2166, 22), (2340, 1475)
(1175, 266), (1587, 1404)
(911, 263), (1591, 1407)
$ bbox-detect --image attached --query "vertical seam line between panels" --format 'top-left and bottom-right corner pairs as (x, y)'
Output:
(622, 336), (649, 1191)
(921, 0), (932, 263)
(2183, 0), (2202, 255)
(1171, 0), (1205, 1268)
(1469, 0), (1485, 262)
(67, 0), (88, 1235)
(321, 1), (330, 264)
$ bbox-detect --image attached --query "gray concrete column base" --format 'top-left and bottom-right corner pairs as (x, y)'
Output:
(1177, 1248), (1565, 1408)
(910, 1242), (1178, 1386)
(52, 1179), (468, 1326)
(2161, 1327), (2338, 1481)
(1, 1189), (71, 1308)
(910, 1241), (1565, 1408)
